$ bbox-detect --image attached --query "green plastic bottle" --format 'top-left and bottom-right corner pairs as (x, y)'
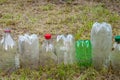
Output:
(75, 40), (92, 67)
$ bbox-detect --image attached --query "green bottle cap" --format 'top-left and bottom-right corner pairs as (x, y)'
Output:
(115, 36), (120, 42)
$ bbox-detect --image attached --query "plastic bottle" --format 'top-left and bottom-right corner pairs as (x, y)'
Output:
(56, 35), (66, 64)
(75, 40), (92, 67)
(40, 34), (57, 66)
(111, 36), (120, 70)
(56, 34), (75, 65)
(0, 28), (17, 71)
(65, 34), (75, 64)
(91, 22), (112, 70)
(18, 34), (39, 69)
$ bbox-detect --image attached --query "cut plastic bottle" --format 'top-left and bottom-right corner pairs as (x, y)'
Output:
(0, 28), (17, 71)
(75, 40), (92, 67)
(111, 36), (120, 70)
(91, 22), (112, 70)
(40, 34), (57, 66)
(18, 34), (39, 69)
(56, 34), (75, 65)
(56, 35), (66, 64)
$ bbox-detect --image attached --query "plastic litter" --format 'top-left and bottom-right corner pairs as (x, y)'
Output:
(75, 40), (92, 67)
(18, 34), (39, 69)
(0, 28), (17, 71)
(91, 22), (112, 70)
(111, 36), (120, 70)
(56, 34), (75, 64)
(40, 34), (57, 66)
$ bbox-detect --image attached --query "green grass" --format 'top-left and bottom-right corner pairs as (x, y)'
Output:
(0, 0), (119, 38)
(0, 0), (7, 4)
(0, 64), (115, 80)
(0, 0), (120, 79)
(40, 4), (55, 11)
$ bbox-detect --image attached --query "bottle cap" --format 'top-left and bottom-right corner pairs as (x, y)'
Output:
(4, 28), (11, 33)
(44, 34), (51, 40)
(115, 36), (120, 42)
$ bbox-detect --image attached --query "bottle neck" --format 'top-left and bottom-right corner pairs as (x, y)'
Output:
(112, 41), (120, 51)
(117, 42), (120, 44)
(116, 42), (120, 44)
(46, 39), (51, 44)
(5, 32), (10, 35)
(4, 33), (11, 37)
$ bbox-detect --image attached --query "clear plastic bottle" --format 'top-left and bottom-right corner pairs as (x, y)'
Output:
(18, 34), (39, 69)
(65, 34), (75, 64)
(0, 28), (17, 71)
(56, 34), (75, 65)
(91, 22), (112, 70)
(111, 36), (120, 70)
(40, 34), (57, 66)
(56, 35), (65, 64)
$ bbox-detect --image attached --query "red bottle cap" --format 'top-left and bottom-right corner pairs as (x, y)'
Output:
(44, 34), (51, 40)
(4, 29), (11, 33)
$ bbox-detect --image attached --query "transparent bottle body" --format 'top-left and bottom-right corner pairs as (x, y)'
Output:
(40, 39), (57, 66)
(56, 34), (75, 65)
(64, 35), (75, 64)
(111, 42), (120, 70)
(56, 35), (65, 64)
(0, 33), (16, 71)
(91, 22), (112, 70)
(18, 34), (39, 69)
